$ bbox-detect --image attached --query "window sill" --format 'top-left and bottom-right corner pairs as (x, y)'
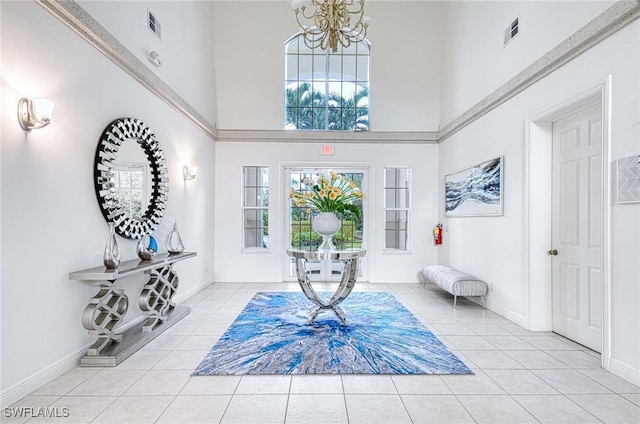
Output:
(382, 249), (413, 255)
(241, 248), (271, 254)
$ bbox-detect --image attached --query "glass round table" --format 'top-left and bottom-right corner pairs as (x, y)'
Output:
(286, 249), (366, 325)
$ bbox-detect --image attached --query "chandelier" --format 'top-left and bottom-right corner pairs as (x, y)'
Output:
(291, 0), (370, 53)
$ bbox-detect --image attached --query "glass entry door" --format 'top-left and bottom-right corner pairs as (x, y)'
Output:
(286, 167), (366, 282)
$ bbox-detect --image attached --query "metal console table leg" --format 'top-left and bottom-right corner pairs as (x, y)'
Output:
(288, 249), (366, 325)
(139, 264), (179, 332)
(82, 280), (129, 356)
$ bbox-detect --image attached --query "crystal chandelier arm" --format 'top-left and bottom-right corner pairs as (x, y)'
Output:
(294, 8), (312, 29)
(301, 36), (317, 51)
(335, 4), (350, 29)
(302, 28), (330, 51)
(344, 0), (367, 32)
(344, 0), (365, 15)
(297, 3), (319, 21)
(338, 36), (352, 51)
(347, 18), (367, 38)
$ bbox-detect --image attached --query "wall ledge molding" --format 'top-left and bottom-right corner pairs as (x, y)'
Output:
(437, 0), (640, 142)
(215, 129), (438, 144)
(36, 0), (217, 140)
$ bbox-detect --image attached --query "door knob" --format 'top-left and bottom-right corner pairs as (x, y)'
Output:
(547, 249), (558, 256)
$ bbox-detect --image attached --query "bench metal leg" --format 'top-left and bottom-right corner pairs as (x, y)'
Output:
(453, 295), (457, 309)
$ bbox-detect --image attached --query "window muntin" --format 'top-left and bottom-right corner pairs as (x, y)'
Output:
(384, 168), (410, 250)
(243, 166), (269, 250)
(113, 164), (147, 221)
(285, 33), (370, 131)
(289, 170), (364, 252)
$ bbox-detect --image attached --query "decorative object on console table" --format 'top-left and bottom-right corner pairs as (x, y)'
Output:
(165, 220), (185, 254)
(136, 234), (157, 260)
(69, 251), (197, 366)
(312, 212), (341, 251)
(102, 223), (120, 269)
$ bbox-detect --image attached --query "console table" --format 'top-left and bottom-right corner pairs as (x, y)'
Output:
(69, 251), (196, 366)
(286, 249), (366, 325)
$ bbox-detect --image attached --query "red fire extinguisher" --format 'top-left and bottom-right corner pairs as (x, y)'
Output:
(434, 224), (443, 245)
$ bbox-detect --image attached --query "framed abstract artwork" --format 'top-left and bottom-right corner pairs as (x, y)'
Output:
(445, 157), (504, 217)
(616, 155), (640, 204)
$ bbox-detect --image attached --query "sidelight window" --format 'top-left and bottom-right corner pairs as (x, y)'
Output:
(384, 168), (410, 250)
(242, 166), (269, 250)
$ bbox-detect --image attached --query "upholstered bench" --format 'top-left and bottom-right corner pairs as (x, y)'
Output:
(421, 265), (488, 309)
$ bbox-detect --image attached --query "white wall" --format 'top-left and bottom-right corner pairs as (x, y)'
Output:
(212, 1), (442, 131)
(439, 0), (614, 126)
(78, 0), (218, 126)
(438, 14), (640, 381)
(1, 1), (215, 403)
(214, 141), (439, 283)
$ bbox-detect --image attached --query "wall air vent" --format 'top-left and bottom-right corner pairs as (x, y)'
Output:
(148, 10), (162, 40)
(503, 17), (519, 47)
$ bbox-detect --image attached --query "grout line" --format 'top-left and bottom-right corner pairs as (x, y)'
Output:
(28, 282), (640, 424)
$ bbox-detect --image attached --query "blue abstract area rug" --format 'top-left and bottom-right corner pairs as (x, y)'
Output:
(192, 291), (473, 376)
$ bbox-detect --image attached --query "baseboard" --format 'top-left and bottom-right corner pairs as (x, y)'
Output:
(609, 358), (640, 386)
(174, 278), (213, 304)
(1, 315), (146, 408)
(486, 300), (529, 329)
(0, 346), (85, 408)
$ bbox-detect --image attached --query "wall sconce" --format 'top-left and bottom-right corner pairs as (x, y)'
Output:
(17, 97), (55, 131)
(183, 165), (198, 180)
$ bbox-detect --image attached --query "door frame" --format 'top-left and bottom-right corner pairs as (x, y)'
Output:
(524, 76), (611, 369)
(281, 161), (372, 282)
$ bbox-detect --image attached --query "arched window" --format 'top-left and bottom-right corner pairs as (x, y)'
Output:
(285, 33), (370, 131)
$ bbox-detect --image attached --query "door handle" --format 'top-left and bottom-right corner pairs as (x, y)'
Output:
(548, 249), (558, 256)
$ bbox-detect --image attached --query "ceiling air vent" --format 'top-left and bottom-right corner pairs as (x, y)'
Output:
(503, 17), (519, 47)
(147, 10), (162, 40)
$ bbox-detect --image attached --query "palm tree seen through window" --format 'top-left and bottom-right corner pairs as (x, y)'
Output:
(285, 33), (370, 131)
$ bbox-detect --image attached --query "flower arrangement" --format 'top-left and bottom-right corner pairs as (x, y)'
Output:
(289, 172), (365, 218)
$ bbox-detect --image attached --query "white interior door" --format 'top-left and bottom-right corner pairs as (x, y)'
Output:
(285, 167), (367, 282)
(551, 103), (603, 352)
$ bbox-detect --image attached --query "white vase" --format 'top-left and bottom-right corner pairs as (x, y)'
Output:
(313, 212), (341, 251)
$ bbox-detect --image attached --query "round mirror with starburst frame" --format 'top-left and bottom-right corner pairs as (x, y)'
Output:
(94, 118), (169, 239)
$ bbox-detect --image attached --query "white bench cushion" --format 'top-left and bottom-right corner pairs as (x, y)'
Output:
(422, 265), (488, 298)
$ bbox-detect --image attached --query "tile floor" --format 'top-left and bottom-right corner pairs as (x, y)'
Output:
(6, 282), (640, 423)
